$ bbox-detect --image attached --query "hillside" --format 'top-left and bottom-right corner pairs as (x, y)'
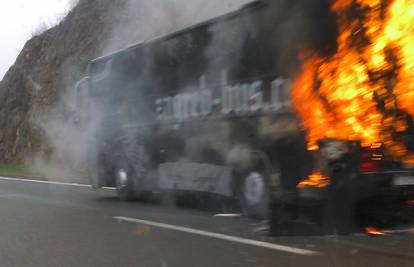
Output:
(0, 0), (127, 163)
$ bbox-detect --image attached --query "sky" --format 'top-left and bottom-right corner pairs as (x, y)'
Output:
(0, 0), (74, 79)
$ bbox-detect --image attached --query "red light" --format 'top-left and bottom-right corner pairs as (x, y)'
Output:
(359, 161), (380, 173)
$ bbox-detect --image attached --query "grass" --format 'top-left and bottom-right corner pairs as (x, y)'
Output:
(0, 163), (89, 184)
(0, 163), (43, 179)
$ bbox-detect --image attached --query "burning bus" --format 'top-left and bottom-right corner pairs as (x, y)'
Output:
(76, 0), (414, 234)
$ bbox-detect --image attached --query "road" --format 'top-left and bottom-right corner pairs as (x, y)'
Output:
(0, 177), (413, 267)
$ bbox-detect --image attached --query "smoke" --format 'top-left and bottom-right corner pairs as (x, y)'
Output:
(103, 0), (253, 54)
(27, 0), (254, 182)
(27, 61), (90, 182)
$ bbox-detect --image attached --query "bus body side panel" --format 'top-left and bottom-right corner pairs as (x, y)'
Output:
(85, 1), (330, 194)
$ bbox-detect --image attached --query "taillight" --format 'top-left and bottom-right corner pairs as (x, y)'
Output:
(359, 161), (380, 173)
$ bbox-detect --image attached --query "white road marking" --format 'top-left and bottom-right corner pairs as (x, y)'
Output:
(252, 226), (270, 233)
(113, 216), (318, 255)
(213, 213), (242, 217)
(0, 176), (115, 190)
(383, 228), (414, 234)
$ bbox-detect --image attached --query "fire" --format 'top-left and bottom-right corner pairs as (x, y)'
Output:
(365, 226), (385, 236)
(292, 0), (414, 163)
(297, 171), (331, 189)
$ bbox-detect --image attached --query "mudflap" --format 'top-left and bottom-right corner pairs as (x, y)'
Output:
(269, 184), (357, 236)
(269, 191), (301, 236)
(269, 189), (328, 236)
(323, 181), (357, 235)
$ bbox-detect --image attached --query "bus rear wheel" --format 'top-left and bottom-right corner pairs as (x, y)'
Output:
(241, 171), (270, 220)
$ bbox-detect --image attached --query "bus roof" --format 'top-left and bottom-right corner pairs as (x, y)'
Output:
(90, 0), (266, 65)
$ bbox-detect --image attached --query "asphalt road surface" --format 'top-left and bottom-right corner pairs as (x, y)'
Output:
(0, 176), (413, 267)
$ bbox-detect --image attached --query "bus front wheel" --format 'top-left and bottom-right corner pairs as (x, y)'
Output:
(115, 163), (135, 201)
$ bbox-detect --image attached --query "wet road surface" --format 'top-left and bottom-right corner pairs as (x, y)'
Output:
(0, 177), (413, 267)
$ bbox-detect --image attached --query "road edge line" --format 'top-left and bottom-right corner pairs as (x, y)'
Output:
(0, 176), (115, 190)
(113, 216), (319, 256)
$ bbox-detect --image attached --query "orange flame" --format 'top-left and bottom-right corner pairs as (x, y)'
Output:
(297, 171), (331, 188)
(365, 226), (385, 236)
(292, 0), (414, 163)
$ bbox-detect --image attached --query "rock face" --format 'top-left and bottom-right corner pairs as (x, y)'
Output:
(0, 0), (127, 162)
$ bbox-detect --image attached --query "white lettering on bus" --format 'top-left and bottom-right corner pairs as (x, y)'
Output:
(156, 76), (291, 121)
(271, 78), (291, 110)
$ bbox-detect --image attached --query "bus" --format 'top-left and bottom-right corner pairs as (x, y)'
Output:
(76, 0), (414, 234)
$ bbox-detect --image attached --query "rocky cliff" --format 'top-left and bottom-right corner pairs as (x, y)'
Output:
(0, 0), (130, 163)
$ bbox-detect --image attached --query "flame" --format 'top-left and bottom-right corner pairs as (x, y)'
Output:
(365, 226), (385, 236)
(292, 0), (414, 163)
(297, 171), (331, 188)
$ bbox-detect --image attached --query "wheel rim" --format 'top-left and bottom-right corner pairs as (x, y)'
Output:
(116, 169), (128, 190)
(244, 172), (265, 206)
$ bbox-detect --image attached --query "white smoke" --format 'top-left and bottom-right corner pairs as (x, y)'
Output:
(28, 0), (254, 182)
(103, 0), (254, 54)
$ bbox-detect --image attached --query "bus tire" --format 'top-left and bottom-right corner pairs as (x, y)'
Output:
(241, 171), (270, 220)
(114, 161), (135, 201)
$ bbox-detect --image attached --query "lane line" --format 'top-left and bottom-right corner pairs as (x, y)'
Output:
(113, 216), (319, 255)
(0, 176), (115, 190)
(213, 213), (242, 217)
(384, 228), (414, 234)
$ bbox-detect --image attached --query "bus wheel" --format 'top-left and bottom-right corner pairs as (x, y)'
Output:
(241, 171), (270, 220)
(115, 165), (135, 201)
